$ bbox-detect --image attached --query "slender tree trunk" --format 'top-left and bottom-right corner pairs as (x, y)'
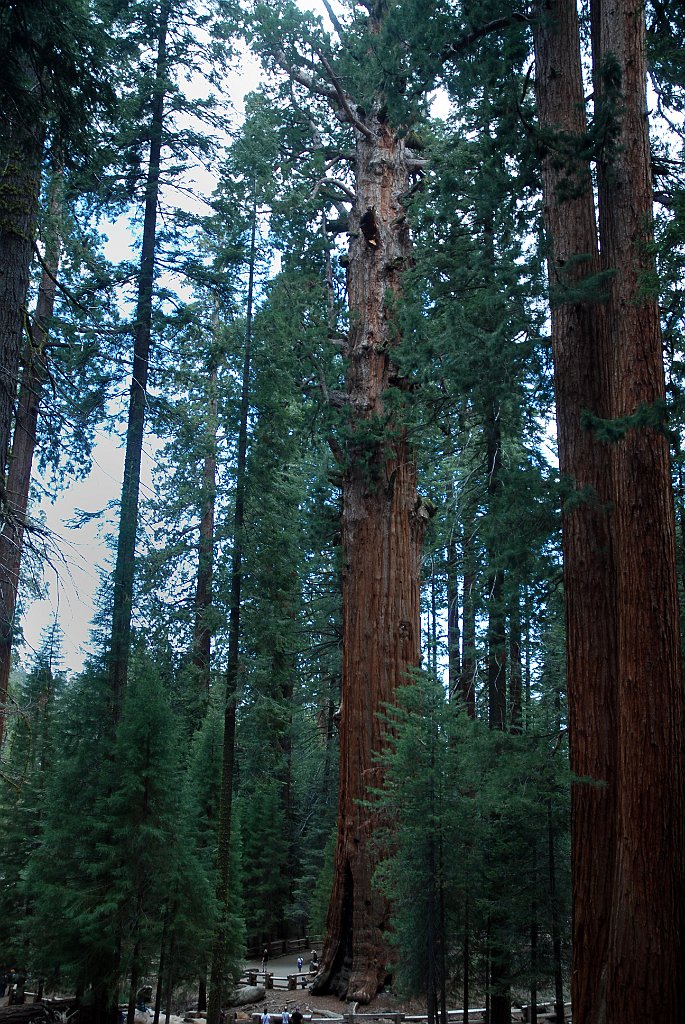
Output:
(154, 905), (171, 1024)
(529, 900), (538, 1024)
(546, 802), (564, 1024)
(164, 935), (176, 1024)
(532, 5), (616, 1021)
(191, 334), (218, 706)
(312, 109), (429, 1004)
(430, 555), (438, 678)
(0, 164), (61, 750)
(460, 524), (477, 718)
(509, 590), (522, 733)
(437, 829), (447, 1024)
(462, 903), (469, 1024)
(592, 1), (685, 1018)
(197, 975), (207, 1016)
(484, 402), (509, 1024)
(109, 4), (169, 719)
(485, 403), (506, 733)
(426, 832), (436, 1024)
(126, 939), (142, 1024)
(446, 478), (461, 698)
(207, 196), (257, 1024)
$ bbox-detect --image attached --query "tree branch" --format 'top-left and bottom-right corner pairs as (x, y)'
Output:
(321, 0), (347, 45)
(317, 50), (375, 139)
(32, 242), (90, 313)
(442, 13), (531, 61)
(274, 49), (338, 102)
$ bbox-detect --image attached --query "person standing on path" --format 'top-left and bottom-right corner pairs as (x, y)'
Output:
(262, 948), (269, 974)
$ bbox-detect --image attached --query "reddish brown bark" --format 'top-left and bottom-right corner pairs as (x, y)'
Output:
(533, 3), (617, 1018)
(311, 111), (428, 1003)
(533, 0), (685, 1020)
(593, 1), (685, 1017)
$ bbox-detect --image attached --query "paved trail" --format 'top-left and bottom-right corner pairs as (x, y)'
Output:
(243, 953), (320, 975)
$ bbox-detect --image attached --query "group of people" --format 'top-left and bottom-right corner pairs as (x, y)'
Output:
(257, 946), (319, 1024)
(261, 1007), (303, 1024)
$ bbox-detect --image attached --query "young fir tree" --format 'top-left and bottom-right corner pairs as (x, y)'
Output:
(24, 645), (207, 1023)
(0, 622), (66, 970)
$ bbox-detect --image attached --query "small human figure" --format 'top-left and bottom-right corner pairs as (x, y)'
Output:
(296, 957), (303, 974)
(291, 1007), (303, 1024)
(13, 972), (26, 1007)
(308, 951), (318, 973)
(262, 948), (269, 973)
(261, 1006), (271, 1024)
(282, 1007), (289, 1024)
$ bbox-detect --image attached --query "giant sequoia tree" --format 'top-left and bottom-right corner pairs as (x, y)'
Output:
(253, 0), (431, 1001)
(531, 1), (685, 1020)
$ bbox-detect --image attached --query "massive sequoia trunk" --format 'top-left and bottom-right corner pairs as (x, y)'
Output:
(593, 1), (685, 1017)
(533, 1), (685, 1020)
(532, 5), (617, 1019)
(311, 111), (429, 1004)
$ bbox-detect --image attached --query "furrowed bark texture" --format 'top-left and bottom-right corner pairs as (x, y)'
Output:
(312, 113), (428, 1004)
(593, 0), (685, 1018)
(532, 4), (617, 1020)
(534, 0), (685, 1020)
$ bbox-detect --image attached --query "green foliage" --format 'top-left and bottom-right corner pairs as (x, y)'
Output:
(0, 625), (66, 967)
(20, 647), (214, 1004)
(0, 0), (116, 157)
(305, 828), (336, 938)
(374, 675), (571, 1005)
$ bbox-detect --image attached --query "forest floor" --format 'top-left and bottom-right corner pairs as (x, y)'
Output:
(239, 954), (427, 1018)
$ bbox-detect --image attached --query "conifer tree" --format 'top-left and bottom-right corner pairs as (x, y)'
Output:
(0, 0), (113, 509)
(250, 1), (433, 997)
(0, 623), (66, 969)
(531, 2), (685, 1017)
(105, 0), (234, 721)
